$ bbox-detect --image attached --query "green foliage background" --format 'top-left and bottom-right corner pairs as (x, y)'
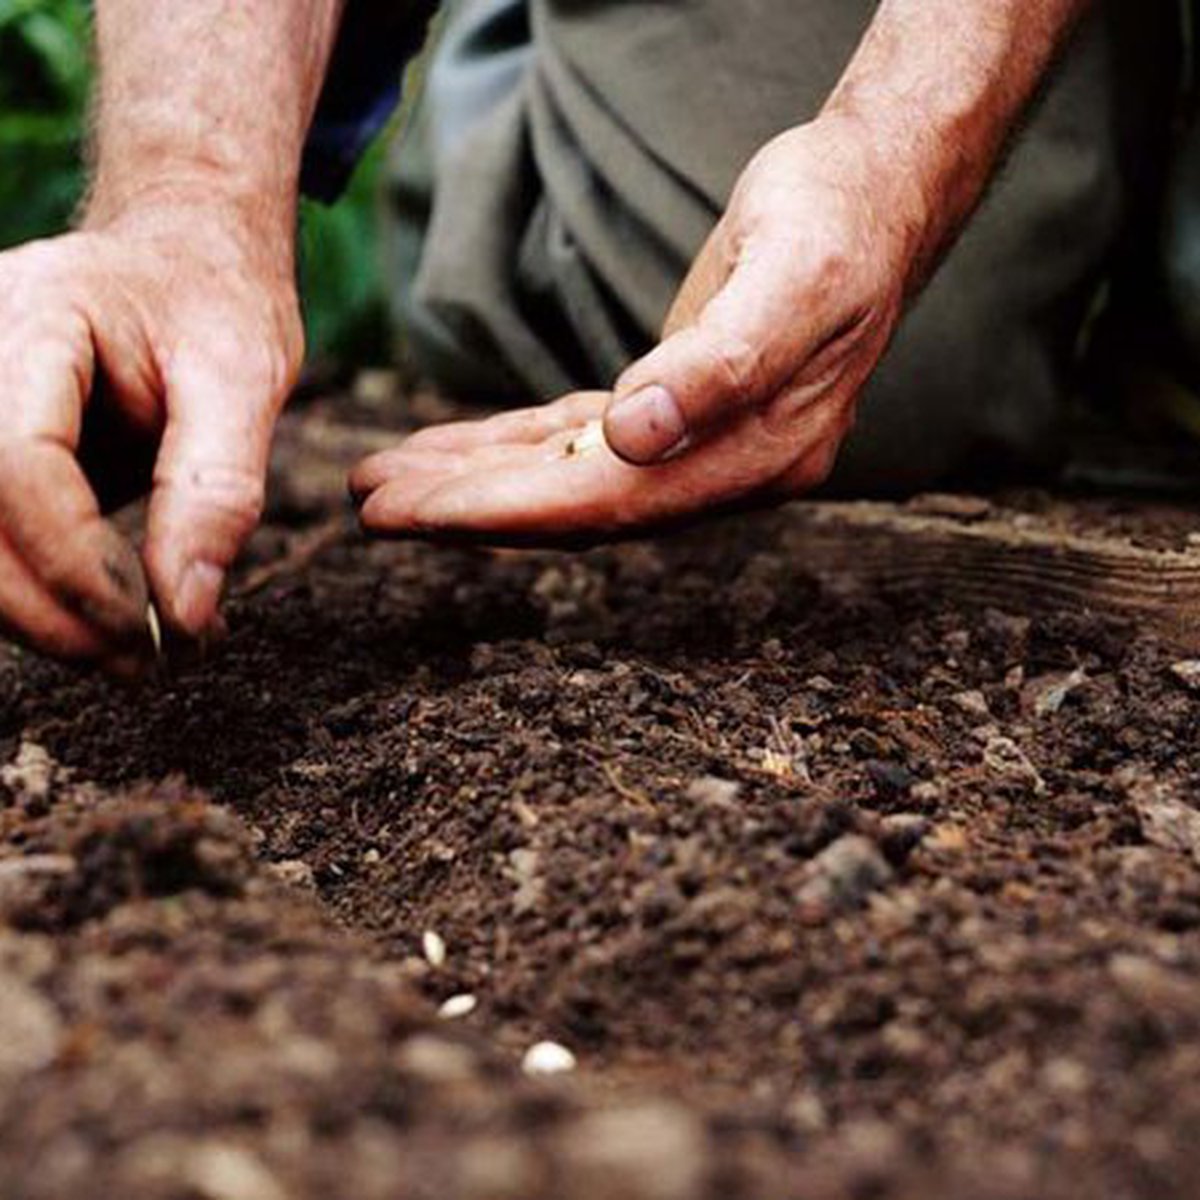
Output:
(0, 0), (391, 363)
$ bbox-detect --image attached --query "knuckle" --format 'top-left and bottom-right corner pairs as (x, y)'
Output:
(209, 327), (301, 406)
(165, 462), (265, 535)
(705, 330), (769, 403)
(806, 241), (853, 297)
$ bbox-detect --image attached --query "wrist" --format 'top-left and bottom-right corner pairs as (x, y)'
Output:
(817, 0), (1088, 291)
(800, 109), (938, 293)
(82, 171), (299, 282)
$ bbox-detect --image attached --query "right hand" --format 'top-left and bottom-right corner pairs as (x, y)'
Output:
(0, 194), (303, 675)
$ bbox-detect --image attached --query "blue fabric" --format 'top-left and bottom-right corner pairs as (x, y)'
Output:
(301, 2), (438, 202)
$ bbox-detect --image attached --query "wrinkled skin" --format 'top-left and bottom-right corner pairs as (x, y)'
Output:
(351, 118), (921, 546)
(0, 198), (302, 672)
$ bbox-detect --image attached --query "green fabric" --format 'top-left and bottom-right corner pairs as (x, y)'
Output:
(388, 0), (1181, 490)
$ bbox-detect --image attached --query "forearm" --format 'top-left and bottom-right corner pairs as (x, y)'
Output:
(85, 0), (346, 261)
(822, 0), (1092, 287)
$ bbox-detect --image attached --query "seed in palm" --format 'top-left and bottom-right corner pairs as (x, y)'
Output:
(563, 421), (606, 460)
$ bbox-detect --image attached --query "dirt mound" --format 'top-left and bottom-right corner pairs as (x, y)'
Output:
(1, 477), (1200, 1196)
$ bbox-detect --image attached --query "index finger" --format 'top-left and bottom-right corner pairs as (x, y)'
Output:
(0, 325), (152, 647)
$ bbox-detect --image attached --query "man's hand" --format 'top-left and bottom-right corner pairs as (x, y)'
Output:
(351, 117), (913, 543)
(352, 0), (1089, 546)
(0, 198), (302, 670)
(0, 0), (349, 673)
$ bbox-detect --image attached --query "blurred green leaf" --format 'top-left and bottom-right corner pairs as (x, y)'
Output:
(0, 0), (390, 365)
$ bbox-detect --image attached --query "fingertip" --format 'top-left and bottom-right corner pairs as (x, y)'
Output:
(172, 560), (226, 636)
(348, 450), (397, 505)
(603, 385), (690, 466)
(147, 549), (226, 639)
(357, 484), (411, 535)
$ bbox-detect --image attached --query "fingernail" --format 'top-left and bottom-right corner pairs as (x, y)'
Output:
(175, 562), (225, 635)
(605, 385), (689, 465)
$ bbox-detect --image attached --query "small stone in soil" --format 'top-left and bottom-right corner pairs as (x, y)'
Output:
(0, 741), (59, 804)
(399, 1034), (480, 1085)
(906, 493), (993, 521)
(0, 971), (61, 1082)
(1024, 667), (1087, 717)
(522, 1040), (577, 1076)
(982, 735), (1045, 794)
(554, 1103), (706, 1200)
(797, 835), (894, 921)
(684, 776), (742, 808)
(879, 815), (931, 866)
(865, 760), (916, 797)
(1127, 775), (1200, 864)
(1170, 660), (1200, 691)
(952, 690), (991, 718)
(267, 860), (316, 891)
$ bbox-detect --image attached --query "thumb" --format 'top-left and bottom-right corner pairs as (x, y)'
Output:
(604, 251), (828, 466)
(144, 357), (278, 636)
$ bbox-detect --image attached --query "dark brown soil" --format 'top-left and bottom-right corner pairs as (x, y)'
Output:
(2, 406), (1200, 1199)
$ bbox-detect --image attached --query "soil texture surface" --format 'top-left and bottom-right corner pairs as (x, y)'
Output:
(2, 405), (1200, 1199)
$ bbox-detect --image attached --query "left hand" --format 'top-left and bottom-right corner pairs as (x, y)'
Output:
(351, 116), (926, 545)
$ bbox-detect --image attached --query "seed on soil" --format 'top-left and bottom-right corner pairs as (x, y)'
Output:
(522, 1040), (577, 1076)
(438, 993), (478, 1020)
(422, 930), (447, 968)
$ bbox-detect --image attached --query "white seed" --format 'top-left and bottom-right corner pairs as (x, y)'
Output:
(438, 993), (478, 1020)
(147, 602), (163, 657)
(522, 1040), (577, 1076)
(563, 421), (606, 459)
(422, 930), (447, 968)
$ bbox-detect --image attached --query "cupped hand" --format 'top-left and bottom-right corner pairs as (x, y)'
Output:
(352, 116), (925, 545)
(0, 195), (302, 673)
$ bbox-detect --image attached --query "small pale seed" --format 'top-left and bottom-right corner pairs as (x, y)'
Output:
(563, 421), (606, 460)
(438, 993), (478, 1020)
(146, 603), (163, 657)
(422, 930), (447, 968)
(522, 1040), (577, 1076)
